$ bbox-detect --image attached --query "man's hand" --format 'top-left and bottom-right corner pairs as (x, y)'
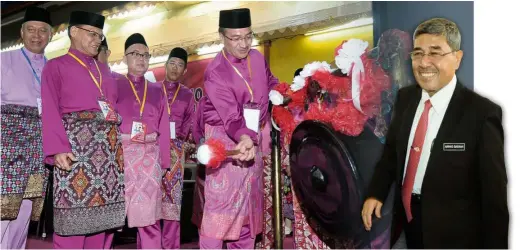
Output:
(232, 135), (255, 162)
(361, 197), (383, 231)
(54, 152), (77, 171)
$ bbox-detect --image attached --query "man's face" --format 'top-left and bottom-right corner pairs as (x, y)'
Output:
(220, 27), (253, 59)
(97, 47), (111, 65)
(70, 25), (104, 56)
(165, 57), (186, 82)
(21, 21), (52, 54)
(411, 34), (463, 95)
(123, 43), (150, 76)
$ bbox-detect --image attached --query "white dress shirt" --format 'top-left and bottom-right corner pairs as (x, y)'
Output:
(402, 75), (457, 194)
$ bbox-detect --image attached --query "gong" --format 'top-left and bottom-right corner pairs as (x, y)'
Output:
(290, 120), (393, 248)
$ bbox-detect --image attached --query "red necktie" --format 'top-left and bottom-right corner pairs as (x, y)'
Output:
(402, 99), (432, 222)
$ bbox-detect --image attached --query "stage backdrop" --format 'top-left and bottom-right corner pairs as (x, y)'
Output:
(145, 58), (213, 113)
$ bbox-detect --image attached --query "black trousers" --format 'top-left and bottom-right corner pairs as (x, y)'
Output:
(405, 193), (424, 249)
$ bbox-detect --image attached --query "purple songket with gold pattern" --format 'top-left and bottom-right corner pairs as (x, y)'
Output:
(1, 104), (48, 221)
(53, 111), (125, 235)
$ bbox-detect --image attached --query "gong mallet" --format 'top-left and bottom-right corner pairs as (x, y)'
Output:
(271, 119), (284, 249)
(196, 139), (240, 168)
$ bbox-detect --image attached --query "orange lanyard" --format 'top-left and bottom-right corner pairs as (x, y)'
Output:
(125, 76), (148, 118)
(222, 50), (254, 102)
(68, 52), (104, 96)
(162, 82), (181, 116)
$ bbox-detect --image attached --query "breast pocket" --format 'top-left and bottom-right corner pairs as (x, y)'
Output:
(431, 138), (476, 198)
(436, 139), (474, 167)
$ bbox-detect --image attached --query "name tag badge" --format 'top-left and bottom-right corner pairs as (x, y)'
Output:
(36, 98), (42, 115)
(98, 99), (118, 122)
(443, 143), (466, 151)
(243, 108), (260, 133)
(170, 122), (177, 139)
(131, 121), (147, 143)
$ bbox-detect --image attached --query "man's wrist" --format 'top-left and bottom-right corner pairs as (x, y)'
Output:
(239, 134), (251, 141)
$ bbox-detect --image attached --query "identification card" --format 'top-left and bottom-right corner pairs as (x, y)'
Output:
(98, 99), (117, 122)
(37, 98), (42, 115)
(131, 121), (147, 143)
(243, 108), (260, 133)
(170, 122), (177, 139)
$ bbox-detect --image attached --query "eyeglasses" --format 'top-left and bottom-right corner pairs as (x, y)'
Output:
(75, 26), (105, 41)
(126, 51), (152, 60)
(223, 32), (255, 43)
(410, 50), (456, 61)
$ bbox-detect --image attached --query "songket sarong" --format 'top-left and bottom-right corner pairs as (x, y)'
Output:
(161, 139), (185, 221)
(122, 133), (162, 228)
(292, 186), (360, 249)
(54, 111), (125, 236)
(200, 123), (269, 241)
(1, 104), (48, 221)
(283, 173), (294, 220)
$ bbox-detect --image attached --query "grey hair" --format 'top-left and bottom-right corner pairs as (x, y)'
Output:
(413, 18), (461, 51)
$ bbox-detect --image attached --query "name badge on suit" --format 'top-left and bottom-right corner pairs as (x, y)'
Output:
(442, 143), (466, 151)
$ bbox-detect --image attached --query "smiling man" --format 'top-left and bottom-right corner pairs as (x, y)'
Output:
(361, 18), (508, 248)
(195, 8), (279, 249)
(0, 7), (52, 249)
(116, 33), (171, 249)
(41, 10), (125, 249)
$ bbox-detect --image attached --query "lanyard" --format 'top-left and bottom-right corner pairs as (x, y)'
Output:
(222, 50), (254, 103)
(126, 76), (148, 118)
(162, 82), (181, 115)
(21, 48), (47, 86)
(68, 52), (104, 96)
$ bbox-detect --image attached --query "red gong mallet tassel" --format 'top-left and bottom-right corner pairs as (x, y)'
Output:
(196, 138), (240, 168)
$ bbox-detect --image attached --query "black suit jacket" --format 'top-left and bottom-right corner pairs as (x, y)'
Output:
(367, 82), (509, 249)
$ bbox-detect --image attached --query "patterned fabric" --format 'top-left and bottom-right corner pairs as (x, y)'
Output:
(292, 185), (358, 249)
(199, 124), (268, 241)
(122, 133), (162, 228)
(255, 155), (286, 249)
(1, 104), (48, 221)
(292, 186), (331, 249)
(281, 141), (294, 221)
(161, 138), (185, 221)
(54, 111), (125, 236)
(282, 174), (294, 219)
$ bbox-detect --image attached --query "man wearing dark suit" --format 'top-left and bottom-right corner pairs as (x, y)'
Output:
(361, 17), (508, 249)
